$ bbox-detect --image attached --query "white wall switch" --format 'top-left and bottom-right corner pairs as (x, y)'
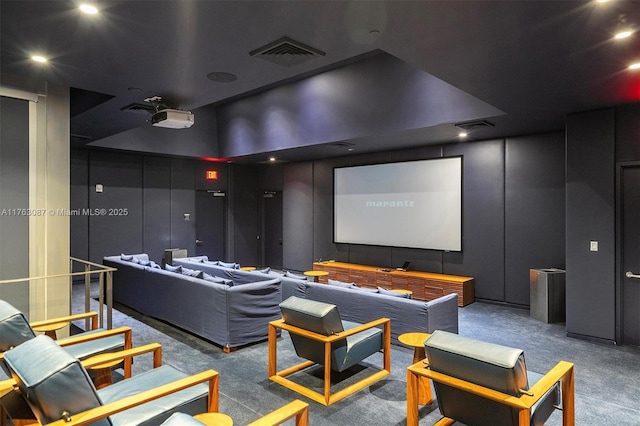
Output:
(590, 241), (598, 252)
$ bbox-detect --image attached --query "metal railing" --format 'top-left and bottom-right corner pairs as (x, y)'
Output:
(0, 258), (116, 330)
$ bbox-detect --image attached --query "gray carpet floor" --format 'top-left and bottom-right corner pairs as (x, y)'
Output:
(55, 285), (640, 424)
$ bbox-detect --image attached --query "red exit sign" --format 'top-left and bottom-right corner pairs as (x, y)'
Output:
(206, 170), (218, 181)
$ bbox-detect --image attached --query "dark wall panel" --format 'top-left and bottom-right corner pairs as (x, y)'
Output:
(170, 158), (196, 256)
(88, 152), (143, 263)
(505, 133), (565, 305)
(70, 150), (89, 265)
(566, 109), (615, 341)
(443, 140), (505, 302)
(615, 102), (640, 162)
(143, 156), (171, 262)
(283, 162), (314, 271)
(0, 97), (29, 309)
(230, 165), (260, 265)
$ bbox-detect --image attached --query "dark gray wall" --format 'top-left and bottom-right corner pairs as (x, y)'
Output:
(566, 109), (616, 342)
(0, 97), (29, 310)
(281, 132), (566, 305)
(72, 151), (200, 264)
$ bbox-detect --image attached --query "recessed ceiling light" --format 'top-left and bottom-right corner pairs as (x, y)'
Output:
(458, 132), (468, 138)
(629, 62), (640, 70)
(31, 55), (48, 63)
(79, 4), (98, 15)
(614, 30), (633, 39)
(269, 157), (276, 162)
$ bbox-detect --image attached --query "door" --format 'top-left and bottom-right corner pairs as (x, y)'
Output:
(622, 165), (640, 345)
(195, 190), (225, 260)
(263, 191), (283, 270)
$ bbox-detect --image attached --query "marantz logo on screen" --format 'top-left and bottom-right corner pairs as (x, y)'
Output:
(365, 200), (415, 207)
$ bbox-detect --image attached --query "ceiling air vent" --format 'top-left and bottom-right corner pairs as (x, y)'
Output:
(250, 37), (325, 67)
(454, 120), (495, 131)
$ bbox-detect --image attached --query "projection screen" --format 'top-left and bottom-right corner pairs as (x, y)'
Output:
(333, 157), (462, 251)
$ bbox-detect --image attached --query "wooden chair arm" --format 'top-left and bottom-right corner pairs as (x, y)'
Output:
(40, 370), (220, 426)
(269, 317), (390, 343)
(246, 400), (309, 426)
(55, 326), (132, 347)
(81, 343), (162, 370)
(412, 360), (574, 411)
(30, 312), (99, 329)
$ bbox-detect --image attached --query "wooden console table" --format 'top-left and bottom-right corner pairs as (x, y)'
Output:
(313, 261), (474, 306)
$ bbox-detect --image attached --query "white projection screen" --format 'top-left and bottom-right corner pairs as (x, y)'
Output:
(334, 157), (462, 251)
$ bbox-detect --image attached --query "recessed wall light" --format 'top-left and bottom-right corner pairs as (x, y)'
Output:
(614, 30), (633, 39)
(31, 55), (48, 63)
(629, 62), (640, 70)
(79, 4), (98, 15)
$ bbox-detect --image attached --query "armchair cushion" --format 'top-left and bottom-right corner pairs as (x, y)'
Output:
(0, 299), (36, 352)
(3, 335), (108, 426)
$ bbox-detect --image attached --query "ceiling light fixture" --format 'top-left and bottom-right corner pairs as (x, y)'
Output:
(614, 30), (633, 39)
(79, 4), (98, 15)
(269, 157), (276, 162)
(458, 132), (468, 138)
(31, 55), (48, 63)
(629, 62), (640, 70)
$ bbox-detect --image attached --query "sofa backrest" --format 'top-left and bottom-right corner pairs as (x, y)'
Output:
(425, 330), (529, 425)
(173, 258), (271, 285)
(4, 335), (109, 426)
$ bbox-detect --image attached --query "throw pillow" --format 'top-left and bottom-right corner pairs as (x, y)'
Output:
(120, 253), (133, 261)
(254, 267), (271, 274)
(328, 279), (357, 289)
(218, 261), (240, 269)
(134, 257), (151, 266)
(377, 287), (411, 298)
(202, 272), (233, 286)
(181, 267), (203, 278)
(284, 271), (307, 280)
(165, 264), (182, 273)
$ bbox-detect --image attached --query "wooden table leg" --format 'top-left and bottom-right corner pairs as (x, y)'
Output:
(406, 368), (419, 426)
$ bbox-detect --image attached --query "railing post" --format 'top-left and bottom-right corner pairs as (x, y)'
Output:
(106, 270), (113, 329)
(85, 263), (91, 330)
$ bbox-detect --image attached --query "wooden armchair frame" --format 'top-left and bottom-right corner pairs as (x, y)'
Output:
(246, 399), (310, 426)
(268, 317), (391, 406)
(0, 326), (134, 379)
(406, 359), (575, 426)
(0, 343), (219, 426)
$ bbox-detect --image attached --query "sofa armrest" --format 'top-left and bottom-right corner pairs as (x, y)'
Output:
(425, 293), (459, 333)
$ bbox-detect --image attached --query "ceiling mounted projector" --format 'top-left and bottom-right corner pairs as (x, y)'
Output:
(151, 109), (195, 129)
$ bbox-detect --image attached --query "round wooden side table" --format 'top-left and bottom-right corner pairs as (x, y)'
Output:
(194, 412), (234, 425)
(31, 321), (68, 340)
(303, 270), (329, 282)
(399, 332), (432, 405)
(84, 353), (124, 389)
(240, 266), (256, 271)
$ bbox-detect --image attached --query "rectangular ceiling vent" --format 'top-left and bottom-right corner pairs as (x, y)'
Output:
(250, 37), (325, 67)
(454, 120), (495, 131)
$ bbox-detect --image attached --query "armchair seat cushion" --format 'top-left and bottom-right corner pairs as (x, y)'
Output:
(101, 365), (208, 426)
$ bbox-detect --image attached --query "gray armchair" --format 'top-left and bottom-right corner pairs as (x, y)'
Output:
(0, 299), (131, 380)
(406, 330), (575, 426)
(0, 335), (219, 426)
(268, 296), (390, 406)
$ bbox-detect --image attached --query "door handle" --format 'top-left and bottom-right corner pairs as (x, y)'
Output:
(625, 271), (640, 279)
(196, 239), (204, 245)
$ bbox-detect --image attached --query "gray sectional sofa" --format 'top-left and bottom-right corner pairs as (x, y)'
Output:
(174, 256), (459, 345)
(102, 254), (282, 351)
